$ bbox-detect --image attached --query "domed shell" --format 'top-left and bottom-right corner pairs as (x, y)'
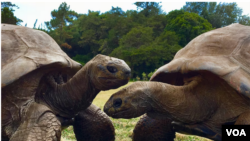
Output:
(151, 23), (250, 98)
(1, 24), (82, 87)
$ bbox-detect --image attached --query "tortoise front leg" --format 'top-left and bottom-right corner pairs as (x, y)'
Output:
(73, 104), (115, 141)
(9, 102), (61, 141)
(133, 115), (175, 141)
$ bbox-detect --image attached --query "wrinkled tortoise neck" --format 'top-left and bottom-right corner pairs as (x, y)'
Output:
(70, 62), (99, 96)
(62, 61), (100, 115)
(139, 81), (216, 123)
(136, 81), (188, 120)
(42, 62), (100, 118)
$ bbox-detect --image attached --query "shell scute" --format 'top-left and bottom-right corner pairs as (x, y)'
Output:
(1, 24), (81, 87)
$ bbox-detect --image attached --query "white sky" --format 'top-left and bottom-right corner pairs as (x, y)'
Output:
(9, 0), (250, 28)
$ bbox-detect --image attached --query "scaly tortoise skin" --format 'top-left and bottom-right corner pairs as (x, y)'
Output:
(132, 115), (175, 141)
(73, 104), (115, 141)
(104, 23), (250, 141)
(1, 24), (131, 141)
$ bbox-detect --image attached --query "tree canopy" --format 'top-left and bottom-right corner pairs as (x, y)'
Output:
(1, 2), (23, 25)
(5, 2), (250, 78)
(165, 10), (214, 46)
(182, 2), (250, 27)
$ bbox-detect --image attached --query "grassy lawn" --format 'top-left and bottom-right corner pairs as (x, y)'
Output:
(61, 82), (211, 141)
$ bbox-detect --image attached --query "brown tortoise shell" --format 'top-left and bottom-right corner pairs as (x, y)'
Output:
(151, 23), (250, 99)
(1, 24), (82, 88)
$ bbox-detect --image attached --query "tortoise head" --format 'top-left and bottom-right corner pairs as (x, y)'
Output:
(87, 54), (131, 90)
(104, 82), (151, 119)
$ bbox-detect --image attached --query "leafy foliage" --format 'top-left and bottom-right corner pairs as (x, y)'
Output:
(1, 2), (22, 25)
(182, 2), (249, 27)
(134, 2), (164, 17)
(110, 27), (182, 77)
(45, 2), (78, 51)
(119, 26), (154, 49)
(8, 2), (249, 79)
(165, 10), (214, 46)
(238, 15), (250, 26)
(72, 54), (92, 66)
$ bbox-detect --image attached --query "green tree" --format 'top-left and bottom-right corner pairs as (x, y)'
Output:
(110, 27), (181, 77)
(119, 26), (154, 49)
(99, 7), (132, 54)
(45, 2), (78, 50)
(142, 72), (147, 80)
(134, 2), (163, 17)
(43, 2), (222, 77)
(182, 2), (248, 28)
(1, 2), (18, 8)
(165, 10), (214, 46)
(77, 11), (104, 56)
(238, 15), (250, 26)
(33, 19), (38, 29)
(72, 54), (92, 66)
(147, 69), (157, 79)
(1, 2), (22, 25)
(109, 6), (125, 16)
(147, 14), (167, 37)
(133, 2), (167, 37)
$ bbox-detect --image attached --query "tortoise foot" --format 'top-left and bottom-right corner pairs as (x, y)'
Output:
(133, 115), (175, 141)
(73, 104), (115, 141)
(10, 103), (61, 141)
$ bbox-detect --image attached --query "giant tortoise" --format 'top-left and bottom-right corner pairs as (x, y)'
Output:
(1, 24), (131, 141)
(104, 23), (250, 141)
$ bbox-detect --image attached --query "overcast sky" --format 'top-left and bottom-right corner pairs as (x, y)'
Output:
(11, 0), (250, 28)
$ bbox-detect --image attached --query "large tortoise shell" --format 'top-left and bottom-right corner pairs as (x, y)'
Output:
(1, 24), (82, 87)
(151, 23), (250, 99)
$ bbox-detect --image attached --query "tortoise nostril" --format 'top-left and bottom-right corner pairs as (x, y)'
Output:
(113, 98), (122, 108)
(104, 105), (109, 113)
(107, 66), (117, 73)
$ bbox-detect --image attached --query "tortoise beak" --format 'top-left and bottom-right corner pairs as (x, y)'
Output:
(116, 69), (131, 80)
(104, 103), (114, 116)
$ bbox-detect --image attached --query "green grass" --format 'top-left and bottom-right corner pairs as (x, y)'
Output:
(61, 82), (211, 141)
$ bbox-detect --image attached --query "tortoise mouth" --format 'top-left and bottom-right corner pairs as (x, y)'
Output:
(98, 78), (129, 90)
(111, 108), (133, 118)
(100, 77), (128, 86)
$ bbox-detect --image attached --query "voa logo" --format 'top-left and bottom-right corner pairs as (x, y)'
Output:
(226, 129), (246, 136)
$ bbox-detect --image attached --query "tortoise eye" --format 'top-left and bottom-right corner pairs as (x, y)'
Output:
(107, 66), (117, 73)
(113, 98), (122, 108)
